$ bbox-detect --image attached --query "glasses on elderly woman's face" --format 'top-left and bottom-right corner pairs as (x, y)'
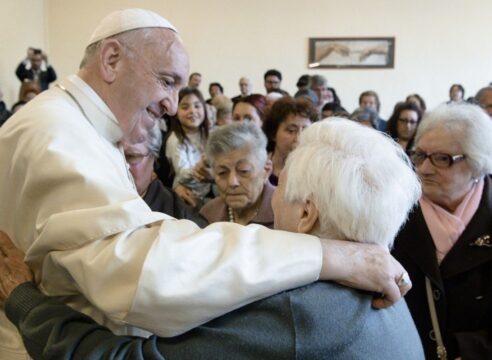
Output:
(410, 150), (466, 168)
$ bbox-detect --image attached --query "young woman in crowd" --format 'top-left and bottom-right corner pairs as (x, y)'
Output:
(262, 97), (318, 186)
(165, 88), (211, 208)
(385, 101), (423, 153)
(232, 94), (267, 128)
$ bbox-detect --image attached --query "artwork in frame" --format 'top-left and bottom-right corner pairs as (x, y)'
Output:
(308, 37), (395, 69)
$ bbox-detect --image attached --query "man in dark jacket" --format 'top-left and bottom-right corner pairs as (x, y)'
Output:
(15, 47), (57, 91)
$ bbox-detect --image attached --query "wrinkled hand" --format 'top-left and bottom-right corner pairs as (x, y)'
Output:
(174, 184), (198, 208)
(0, 232), (33, 304)
(319, 239), (411, 308)
(192, 155), (213, 182)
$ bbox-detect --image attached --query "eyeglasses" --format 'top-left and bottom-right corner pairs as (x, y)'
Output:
(409, 150), (466, 168)
(398, 118), (418, 125)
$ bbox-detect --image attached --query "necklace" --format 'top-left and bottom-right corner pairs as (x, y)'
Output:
(228, 207), (235, 223)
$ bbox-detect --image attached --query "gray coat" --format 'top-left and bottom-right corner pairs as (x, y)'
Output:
(7, 281), (424, 359)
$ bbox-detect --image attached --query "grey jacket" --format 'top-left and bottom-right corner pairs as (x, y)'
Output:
(7, 281), (424, 359)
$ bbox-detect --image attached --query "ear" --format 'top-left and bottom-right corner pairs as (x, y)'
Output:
(263, 159), (273, 179)
(297, 199), (319, 234)
(98, 39), (124, 84)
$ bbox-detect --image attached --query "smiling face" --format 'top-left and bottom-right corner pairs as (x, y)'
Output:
(213, 147), (268, 210)
(415, 127), (475, 211)
(177, 93), (205, 133)
(110, 29), (189, 144)
(274, 114), (312, 156)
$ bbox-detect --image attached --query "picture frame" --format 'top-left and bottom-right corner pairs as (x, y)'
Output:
(308, 37), (395, 69)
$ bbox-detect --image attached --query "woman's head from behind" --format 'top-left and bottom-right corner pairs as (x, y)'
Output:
(273, 118), (420, 248)
(263, 97), (318, 154)
(205, 122), (270, 211)
(412, 103), (492, 211)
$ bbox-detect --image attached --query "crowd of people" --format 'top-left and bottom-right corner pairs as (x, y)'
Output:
(0, 8), (491, 360)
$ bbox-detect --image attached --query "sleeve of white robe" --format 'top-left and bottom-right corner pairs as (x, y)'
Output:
(0, 96), (322, 337)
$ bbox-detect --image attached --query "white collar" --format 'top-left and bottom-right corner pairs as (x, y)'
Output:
(58, 74), (123, 144)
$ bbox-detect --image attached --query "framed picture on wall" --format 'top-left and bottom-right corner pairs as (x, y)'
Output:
(308, 37), (395, 69)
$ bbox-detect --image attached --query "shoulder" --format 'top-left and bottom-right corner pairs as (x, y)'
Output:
(199, 197), (227, 223)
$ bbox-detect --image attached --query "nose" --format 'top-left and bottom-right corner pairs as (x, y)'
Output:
(228, 172), (240, 188)
(416, 156), (434, 175)
(162, 89), (179, 116)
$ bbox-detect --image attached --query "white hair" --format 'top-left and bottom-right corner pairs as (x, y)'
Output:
(284, 118), (421, 248)
(415, 103), (492, 177)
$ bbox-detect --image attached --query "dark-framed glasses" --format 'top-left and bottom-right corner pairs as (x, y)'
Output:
(409, 150), (466, 168)
(398, 118), (418, 125)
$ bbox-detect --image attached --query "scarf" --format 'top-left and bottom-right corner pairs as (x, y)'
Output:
(420, 178), (484, 264)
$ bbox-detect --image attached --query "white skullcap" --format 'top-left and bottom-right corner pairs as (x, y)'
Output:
(87, 8), (177, 46)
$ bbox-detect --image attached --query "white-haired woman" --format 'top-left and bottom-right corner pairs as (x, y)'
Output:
(199, 122), (274, 227)
(392, 103), (492, 360)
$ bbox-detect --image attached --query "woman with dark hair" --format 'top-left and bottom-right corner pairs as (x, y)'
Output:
(232, 94), (267, 127)
(165, 87), (211, 208)
(326, 87), (342, 107)
(448, 84), (465, 103)
(262, 97), (318, 185)
(386, 101), (423, 153)
(406, 93), (427, 112)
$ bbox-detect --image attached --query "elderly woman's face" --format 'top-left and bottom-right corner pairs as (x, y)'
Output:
(233, 102), (262, 128)
(124, 141), (154, 196)
(415, 128), (475, 211)
(213, 147), (268, 210)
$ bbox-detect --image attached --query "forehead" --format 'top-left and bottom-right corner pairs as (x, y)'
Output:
(283, 113), (310, 125)
(417, 127), (462, 152)
(399, 109), (418, 118)
(266, 75), (280, 82)
(362, 95), (376, 102)
(141, 29), (189, 80)
(214, 147), (256, 167)
(234, 102), (255, 113)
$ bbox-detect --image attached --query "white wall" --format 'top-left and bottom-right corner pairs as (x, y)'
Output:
(0, 0), (46, 106)
(2, 0), (491, 117)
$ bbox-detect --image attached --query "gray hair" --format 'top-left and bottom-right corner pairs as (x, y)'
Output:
(80, 28), (156, 69)
(350, 107), (379, 129)
(415, 103), (492, 177)
(206, 122), (267, 167)
(284, 118), (421, 248)
(310, 74), (327, 88)
(147, 122), (163, 158)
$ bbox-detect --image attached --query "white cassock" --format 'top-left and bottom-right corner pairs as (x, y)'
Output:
(0, 75), (322, 359)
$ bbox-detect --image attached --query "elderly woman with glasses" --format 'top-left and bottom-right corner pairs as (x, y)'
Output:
(199, 122), (274, 227)
(392, 103), (492, 360)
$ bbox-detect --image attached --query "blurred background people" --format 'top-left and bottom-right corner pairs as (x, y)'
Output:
(359, 90), (386, 131)
(232, 94), (267, 128)
(231, 77), (252, 104)
(448, 83), (465, 103)
(350, 107), (379, 129)
(474, 86), (492, 118)
(15, 47), (57, 91)
(18, 80), (41, 102)
(200, 122), (274, 227)
(187, 72), (202, 89)
(263, 69), (289, 96)
(385, 101), (423, 153)
(393, 103), (492, 360)
(263, 97), (318, 185)
(406, 93), (427, 113)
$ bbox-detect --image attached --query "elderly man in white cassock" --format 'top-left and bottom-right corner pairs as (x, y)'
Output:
(0, 9), (409, 359)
